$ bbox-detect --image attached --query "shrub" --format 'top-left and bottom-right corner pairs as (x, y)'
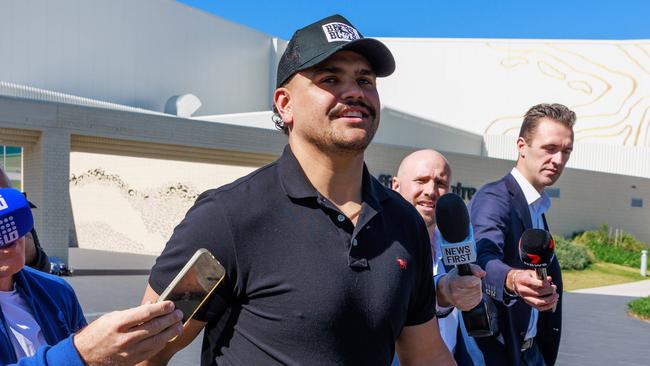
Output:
(574, 224), (648, 268)
(586, 241), (642, 267)
(554, 235), (591, 270)
(628, 296), (650, 320)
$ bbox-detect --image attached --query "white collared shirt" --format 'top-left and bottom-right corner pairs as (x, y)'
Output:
(432, 230), (486, 366)
(510, 167), (551, 341)
(431, 229), (459, 352)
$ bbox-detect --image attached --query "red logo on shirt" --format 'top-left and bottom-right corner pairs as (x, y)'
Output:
(396, 257), (407, 269)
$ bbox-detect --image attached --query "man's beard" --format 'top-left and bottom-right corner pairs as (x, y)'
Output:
(311, 100), (378, 154)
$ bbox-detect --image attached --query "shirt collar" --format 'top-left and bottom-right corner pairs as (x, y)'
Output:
(432, 228), (442, 259)
(510, 167), (551, 212)
(277, 144), (388, 210)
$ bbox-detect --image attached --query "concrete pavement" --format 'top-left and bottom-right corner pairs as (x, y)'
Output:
(558, 292), (650, 366)
(67, 275), (650, 366)
(68, 248), (155, 275)
(571, 279), (650, 297)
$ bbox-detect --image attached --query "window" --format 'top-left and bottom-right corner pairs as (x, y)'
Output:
(1, 146), (22, 190)
(631, 198), (643, 208)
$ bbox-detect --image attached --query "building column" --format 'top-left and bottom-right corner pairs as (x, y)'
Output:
(23, 129), (71, 263)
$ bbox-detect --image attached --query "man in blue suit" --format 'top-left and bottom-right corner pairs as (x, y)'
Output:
(469, 103), (575, 366)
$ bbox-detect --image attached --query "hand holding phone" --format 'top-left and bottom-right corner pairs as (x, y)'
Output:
(158, 248), (226, 325)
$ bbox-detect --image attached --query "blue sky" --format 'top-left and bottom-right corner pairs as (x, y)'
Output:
(178, 0), (650, 40)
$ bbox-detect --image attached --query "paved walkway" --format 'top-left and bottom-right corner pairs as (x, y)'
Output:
(558, 292), (650, 366)
(69, 248), (156, 275)
(571, 279), (650, 297)
(560, 279), (650, 365)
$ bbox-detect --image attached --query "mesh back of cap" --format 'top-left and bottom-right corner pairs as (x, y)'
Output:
(277, 37), (302, 87)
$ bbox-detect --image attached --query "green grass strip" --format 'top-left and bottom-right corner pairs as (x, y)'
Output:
(628, 296), (650, 321)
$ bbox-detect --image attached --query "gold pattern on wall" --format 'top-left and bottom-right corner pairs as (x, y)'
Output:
(484, 42), (612, 135)
(619, 45), (650, 75)
(634, 105), (650, 146)
(550, 45), (638, 138)
(541, 51), (613, 109)
(538, 61), (566, 80)
(486, 42), (614, 110)
(483, 42), (650, 147)
(501, 56), (528, 68)
(568, 81), (593, 94)
(575, 97), (646, 142)
(574, 124), (633, 144)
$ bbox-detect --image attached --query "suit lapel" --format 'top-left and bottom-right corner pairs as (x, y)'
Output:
(505, 174), (532, 230)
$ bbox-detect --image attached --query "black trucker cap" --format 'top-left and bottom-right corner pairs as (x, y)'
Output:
(276, 14), (395, 88)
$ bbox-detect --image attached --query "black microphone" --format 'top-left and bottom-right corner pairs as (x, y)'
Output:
(519, 228), (557, 312)
(435, 193), (475, 276)
(435, 192), (494, 337)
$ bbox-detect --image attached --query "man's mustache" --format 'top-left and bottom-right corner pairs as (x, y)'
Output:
(328, 100), (377, 120)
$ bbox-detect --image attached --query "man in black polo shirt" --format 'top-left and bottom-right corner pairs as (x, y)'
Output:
(141, 14), (454, 366)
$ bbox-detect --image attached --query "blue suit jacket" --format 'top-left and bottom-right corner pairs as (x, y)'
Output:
(469, 174), (562, 366)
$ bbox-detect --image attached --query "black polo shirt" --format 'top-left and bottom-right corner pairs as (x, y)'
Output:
(149, 145), (435, 366)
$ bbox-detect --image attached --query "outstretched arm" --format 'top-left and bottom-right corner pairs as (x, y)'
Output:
(395, 318), (456, 366)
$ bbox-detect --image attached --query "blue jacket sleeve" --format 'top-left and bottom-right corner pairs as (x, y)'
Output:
(10, 335), (84, 366)
(470, 185), (515, 303)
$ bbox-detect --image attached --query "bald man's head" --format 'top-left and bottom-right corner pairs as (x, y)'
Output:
(392, 149), (451, 229)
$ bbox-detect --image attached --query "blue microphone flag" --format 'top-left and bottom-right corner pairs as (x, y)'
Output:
(0, 188), (34, 247)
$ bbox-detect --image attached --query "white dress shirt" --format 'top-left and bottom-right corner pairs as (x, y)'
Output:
(510, 167), (551, 342)
(432, 229), (459, 352)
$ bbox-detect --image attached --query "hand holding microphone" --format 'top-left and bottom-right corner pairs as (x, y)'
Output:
(435, 192), (494, 337)
(437, 264), (485, 311)
(513, 228), (559, 312)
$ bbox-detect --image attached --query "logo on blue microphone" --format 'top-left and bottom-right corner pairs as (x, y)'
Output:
(0, 216), (19, 244)
(0, 192), (24, 245)
(0, 193), (19, 244)
(0, 188), (34, 247)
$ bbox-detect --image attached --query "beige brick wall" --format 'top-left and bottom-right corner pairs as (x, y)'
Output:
(23, 129), (71, 261)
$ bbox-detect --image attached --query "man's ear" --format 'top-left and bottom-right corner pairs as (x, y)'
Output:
(516, 137), (527, 158)
(274, 88), (293, 128)
(391, 177), (400, 191)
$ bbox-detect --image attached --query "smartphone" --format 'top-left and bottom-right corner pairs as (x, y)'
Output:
(158, 248), (226, 325)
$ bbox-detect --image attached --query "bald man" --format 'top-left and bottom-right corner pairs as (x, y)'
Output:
(392, 149), (486, 366)
(0, 166), (50, 272)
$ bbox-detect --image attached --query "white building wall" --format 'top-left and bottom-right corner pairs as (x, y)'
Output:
(484, 135), (650, 179)
(374, 107), (484, 156)
(378, 38), (650, 148)
(0, 0), (278, 115)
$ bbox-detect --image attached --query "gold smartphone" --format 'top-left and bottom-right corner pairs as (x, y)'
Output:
(158, 248), (226, 325)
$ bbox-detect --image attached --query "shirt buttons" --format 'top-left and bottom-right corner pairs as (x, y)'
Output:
(337, 214), (345, 222)
(351, 238), (358, 246)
